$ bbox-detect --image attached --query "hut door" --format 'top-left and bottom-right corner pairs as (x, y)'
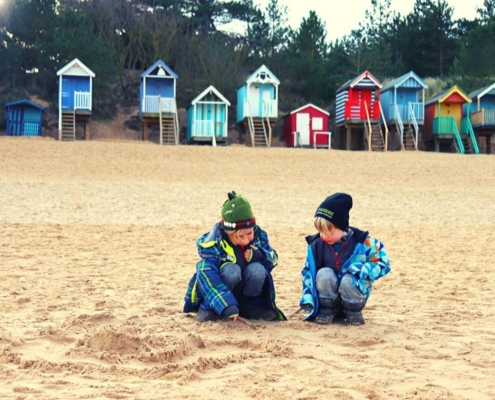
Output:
(361, 90), (373, 119)
(61, 77), (73, 109)
(296, 113), (310, 146)
(249, 86), (260, 117)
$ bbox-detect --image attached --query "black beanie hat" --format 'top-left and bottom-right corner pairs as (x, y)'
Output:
(314, 192), (353, 231)
(221, 191), (256, 230)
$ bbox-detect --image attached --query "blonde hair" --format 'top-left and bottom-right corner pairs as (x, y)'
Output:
(225, 228), (253, 241)
(314, 216), (337, 234)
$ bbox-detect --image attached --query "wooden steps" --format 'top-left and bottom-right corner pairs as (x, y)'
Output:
(461, 136), (473, 154)
(403, 126), (417, 150)
(159, 114), (177, 145)
(252, 118), (269, 147)
(61, 111), (75, 141)
(365, 123), (385, 151)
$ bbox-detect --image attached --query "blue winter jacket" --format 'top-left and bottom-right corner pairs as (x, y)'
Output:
(300, 227), (391, 320)
(184, 222), (286, 320)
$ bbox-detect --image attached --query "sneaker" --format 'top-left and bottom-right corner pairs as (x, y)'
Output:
(243, 307), (278, 321)
(195, 308), (219, 322)
(344, 310), (365, 326)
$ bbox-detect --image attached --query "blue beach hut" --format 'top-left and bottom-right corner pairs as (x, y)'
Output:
(139, 59), (179, 145)
(236, 65), (279, 147)
(187, 85), (231, 146)
(465, 83), (495, 154)
(56, 58), (95, 141)
(380, 71), (427, 151)
(5, 100), (45, 137)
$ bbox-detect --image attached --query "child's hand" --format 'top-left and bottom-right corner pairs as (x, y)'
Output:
(244, 244), (257, 262)
(221, 305), (239, 320)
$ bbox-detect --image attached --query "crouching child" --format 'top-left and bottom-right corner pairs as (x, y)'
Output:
(184, 191), (286, 322)
(300, 192), (390, 325)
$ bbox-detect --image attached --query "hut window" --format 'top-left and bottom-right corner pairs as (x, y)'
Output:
(260, 73), (266, 80)
(312, 117), (323, 130)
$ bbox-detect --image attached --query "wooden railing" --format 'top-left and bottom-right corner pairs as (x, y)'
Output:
(193, 120), (215, 137)
(364, 101), (373, 151)
(262, 99), (277, 118)
(75, 92), (91, 110)
(433, 116), (465, 153)
(408, 103), (419, 150)
(408, 102), (424, 121)
(248, 113), (255, 146)
(471, 109), (495, 127)
(393, 103), (404, 150)
(143, 96), (176, 114)
(242, 99), (277, 119)
(461, 117), (479, 154)
(378, 102), (388, 151)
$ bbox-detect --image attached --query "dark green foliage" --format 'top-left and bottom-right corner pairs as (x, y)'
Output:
(0, 0), (492, 131)
(450, 21), (495, 93)
(284, 11), (332, 108)
(394, 0), (459, 78)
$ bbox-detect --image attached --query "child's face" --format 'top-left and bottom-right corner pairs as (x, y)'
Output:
(320, 228), (345, 245)
(230, 228), (254, 246)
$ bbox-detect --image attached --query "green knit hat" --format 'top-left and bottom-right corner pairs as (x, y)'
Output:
(221, 191), (256, 230)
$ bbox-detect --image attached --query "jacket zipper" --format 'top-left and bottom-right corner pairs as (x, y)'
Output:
(333, 240), (349, 271)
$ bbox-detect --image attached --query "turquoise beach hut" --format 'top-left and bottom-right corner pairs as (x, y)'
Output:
(236, 65), (279, 147)
(5, 99), (45, 137)
(187, 85), (231, 146)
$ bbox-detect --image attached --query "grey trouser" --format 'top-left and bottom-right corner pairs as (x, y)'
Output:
(220, 262), (266, 297)
(316, 267), (366, 307)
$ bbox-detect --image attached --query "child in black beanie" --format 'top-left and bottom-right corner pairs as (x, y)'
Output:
(300, 192), (391, 325)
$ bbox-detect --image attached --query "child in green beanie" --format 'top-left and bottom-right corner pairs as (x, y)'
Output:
(184, 191), (286, 322)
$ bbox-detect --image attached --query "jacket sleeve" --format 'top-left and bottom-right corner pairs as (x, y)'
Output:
(300, 245), (316, 309)
(251, 227), (278, 272)
(195, 236), (238, 316)
(346, 236), (391, 294)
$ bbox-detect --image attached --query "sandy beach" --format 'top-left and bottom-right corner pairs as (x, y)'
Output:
(1, 137), (494, 399)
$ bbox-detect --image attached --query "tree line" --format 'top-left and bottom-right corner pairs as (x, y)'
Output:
(1, 0), (495, 129)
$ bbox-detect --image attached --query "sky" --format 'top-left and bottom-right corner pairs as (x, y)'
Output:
(254, 0), (486, 42)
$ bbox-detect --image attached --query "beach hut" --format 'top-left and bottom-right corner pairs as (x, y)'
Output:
(335, 71), (387, 151)
(187, 85), (231, 146)
(423, 85), (478, 154)
(139, 59), (179, 145)
(283, 103), (331, 148)
(380, 71), (427, 151)
(56, 58), (95, 141)
(236, 65), (279, 147)
(5, 100), (45, 137)
(465, 83), (495, 154)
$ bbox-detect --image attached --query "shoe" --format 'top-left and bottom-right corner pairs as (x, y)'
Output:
(195, 308), (219, 322)
(314, 297), (341, 325)
(314, 308), (338, 325)
(243, 307), (278, 321)
(344, 310), (365, 326)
